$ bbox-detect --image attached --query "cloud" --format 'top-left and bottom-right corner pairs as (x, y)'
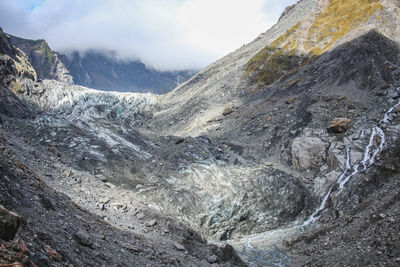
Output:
(0, 0), (297, 70)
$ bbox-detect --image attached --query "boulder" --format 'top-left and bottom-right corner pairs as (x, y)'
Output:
(327, 118), (352, 133)
(73, 231), (93, 248)
(0, 205), (21, 241)
(213, 244), (247, 266)
(292, 137), (327, 170)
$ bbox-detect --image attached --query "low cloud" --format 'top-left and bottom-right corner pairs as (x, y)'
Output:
(0, 0), (297, 70)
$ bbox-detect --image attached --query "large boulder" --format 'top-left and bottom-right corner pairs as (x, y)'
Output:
(292, 137), (327, 170)
(0, 205), (21, 241)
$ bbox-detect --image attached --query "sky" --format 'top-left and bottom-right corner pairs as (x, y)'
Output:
(0, 0), (297, 70)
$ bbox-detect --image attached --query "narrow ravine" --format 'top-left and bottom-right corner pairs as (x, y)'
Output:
(237, 88), (400, 266)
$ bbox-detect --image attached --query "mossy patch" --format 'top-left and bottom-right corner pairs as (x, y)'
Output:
(246, 0), (383, 87)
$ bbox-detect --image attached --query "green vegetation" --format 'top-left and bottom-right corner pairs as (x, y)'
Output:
(39, 41), (55, 74)
(246, 0), (383, 87)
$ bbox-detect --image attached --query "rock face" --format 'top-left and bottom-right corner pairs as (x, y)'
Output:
(9, 35), (73, 84)
(61, 50), (197, 94)
(292, 137), (327, 170)
(0, 205), (20, 241)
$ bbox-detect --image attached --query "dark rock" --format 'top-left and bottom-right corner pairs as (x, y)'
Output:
(327, 118), (352, 133)
(175, 138), (185, 145)
(39, 194), (55, 211)
(0, 205), (21, 241)
(31, 252), (49, 266)
(213, 244), (247, 266)
(73, 231), (93, 248)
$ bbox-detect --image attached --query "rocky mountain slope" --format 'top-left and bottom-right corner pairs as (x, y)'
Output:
(8, 34), (196, 94)
(61, 50), (196, 94)
(1, 0), (400, 266)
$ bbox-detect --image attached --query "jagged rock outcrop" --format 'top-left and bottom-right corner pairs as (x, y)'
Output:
(9, 35), (73, 84)
(292, 137), (327, 170)
(0, 205), (20, 241)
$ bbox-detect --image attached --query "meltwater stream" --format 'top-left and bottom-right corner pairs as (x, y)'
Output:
(238, 94), (400, 266)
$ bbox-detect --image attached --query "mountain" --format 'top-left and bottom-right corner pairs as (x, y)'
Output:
(61, 50), (197, 94)
(1, 0), (400, 266)
(8, 35), (196, 94)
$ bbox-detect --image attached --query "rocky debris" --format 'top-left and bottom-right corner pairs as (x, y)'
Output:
(0, 132), (248, 266)
(2, 1), (400, 266)
(0, 205), (21, 241)
(0, 239), (35, 266)
(327, 118), (352, 133)
(292, 137), (327, 170)
(287, 138), (400, 266)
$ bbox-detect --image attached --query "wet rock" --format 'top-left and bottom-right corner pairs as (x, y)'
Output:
(73, 231), (93, 248)
(0, 205), (21, 241)
(292, 137), (327, 170)
(314, 171), (341, 198)
(327, 118), (352, 133)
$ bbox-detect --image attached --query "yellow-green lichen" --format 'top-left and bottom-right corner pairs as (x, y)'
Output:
(246, 0), (383, 87)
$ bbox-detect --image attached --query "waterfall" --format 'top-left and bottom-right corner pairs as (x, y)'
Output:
(302, 94), (399, 225)
(244, 89), (400, 259)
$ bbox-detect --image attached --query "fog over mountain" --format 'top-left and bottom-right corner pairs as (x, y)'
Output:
(0, 0), (297, 70)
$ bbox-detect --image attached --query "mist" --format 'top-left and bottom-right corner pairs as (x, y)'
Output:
(0, 0), (297, 70)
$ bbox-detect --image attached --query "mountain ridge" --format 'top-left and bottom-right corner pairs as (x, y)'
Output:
(7, 33), (197, 94)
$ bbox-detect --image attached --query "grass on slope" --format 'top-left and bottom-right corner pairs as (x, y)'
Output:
(246, 0), (383, 86)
